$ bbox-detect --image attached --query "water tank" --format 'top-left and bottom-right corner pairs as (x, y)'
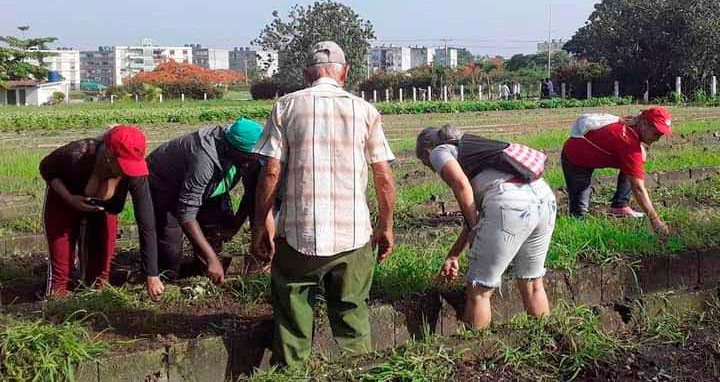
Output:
(48, 70), (61, 82)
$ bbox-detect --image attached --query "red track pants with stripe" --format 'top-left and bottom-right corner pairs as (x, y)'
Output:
(43, 189), (118, 297)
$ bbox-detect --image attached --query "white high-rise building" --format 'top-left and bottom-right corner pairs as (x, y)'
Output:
(26, 48), (81, 90)
(410, 47), (434, 68)
(186, 44), (229, 70)
(370, 46), (411, 73)
(112, 38), (193, 85)
(434, 48), (458, 68)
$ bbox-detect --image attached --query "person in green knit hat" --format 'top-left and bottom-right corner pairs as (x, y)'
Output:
(147, 118), (263, 284)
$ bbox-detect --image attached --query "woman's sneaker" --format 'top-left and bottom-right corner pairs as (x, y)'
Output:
(610, 206), (645, 218)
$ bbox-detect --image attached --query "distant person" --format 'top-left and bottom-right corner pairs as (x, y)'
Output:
(252, 41), (396, 366)
(541, 78), (555, 99)
(40, 125), (163, 299)
(500, 83), (511, 101)
(416, 125), (554, 329)
(147, 118), (263, 284)
(561, 108), (673, 235)
(512, 82), (521, 100)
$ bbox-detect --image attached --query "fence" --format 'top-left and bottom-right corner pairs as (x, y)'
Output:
(357, 76), (720, 104)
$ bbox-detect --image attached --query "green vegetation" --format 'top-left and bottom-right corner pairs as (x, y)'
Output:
(0, 317), (107, 382)
(501, 303), (619, 380)
(0, 97), (636, 130)
(358, 334), (458, 381)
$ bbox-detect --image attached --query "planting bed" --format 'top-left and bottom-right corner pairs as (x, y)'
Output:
(2, 104), (720, 380)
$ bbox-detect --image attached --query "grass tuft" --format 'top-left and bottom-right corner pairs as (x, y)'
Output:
(0, 317), (107, 382)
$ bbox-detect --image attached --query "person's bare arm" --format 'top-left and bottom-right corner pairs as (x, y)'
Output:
(252, 157), (282, 261)
(49, 178), (102, 212)
(371, 160), (396, 263)
(437, 159), (477, 280)
(628, 176), (669, 235)
(180, 219), (224, 283)
(439, 159), (477, 229)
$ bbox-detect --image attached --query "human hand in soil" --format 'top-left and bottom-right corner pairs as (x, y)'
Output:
(441, 257), (460, 281)
(650, 217), (670, 237)
(372, 227), (394, 263)
(206, 258), (225, 284)
(146, 276), (165, 301)
(67, 195), (104, 212)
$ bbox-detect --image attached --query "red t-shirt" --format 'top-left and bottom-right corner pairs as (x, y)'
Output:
(562, 122), (645, 179)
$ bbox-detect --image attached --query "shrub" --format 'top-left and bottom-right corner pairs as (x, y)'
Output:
(250, 79), (295, 100)
(50, 91), (65, 105)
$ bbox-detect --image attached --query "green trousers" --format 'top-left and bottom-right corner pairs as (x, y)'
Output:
(271, 240), (375, 366)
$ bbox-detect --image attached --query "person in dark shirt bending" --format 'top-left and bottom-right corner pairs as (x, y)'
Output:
(147, 118), (263, 284)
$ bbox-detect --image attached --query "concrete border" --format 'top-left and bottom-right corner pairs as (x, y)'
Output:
(73, 249), (720, 381)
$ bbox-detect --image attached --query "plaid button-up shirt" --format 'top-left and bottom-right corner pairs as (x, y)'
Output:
(253, 77), (395, 256)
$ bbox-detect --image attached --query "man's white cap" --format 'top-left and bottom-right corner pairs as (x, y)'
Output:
(307, 41), (346, 66)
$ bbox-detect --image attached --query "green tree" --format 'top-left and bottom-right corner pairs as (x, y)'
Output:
(456, 48), (476, 67)
(564, 0), (720, 97)
(254, 0), (375, 89)
(0, 26), (58, 88)
(504, 52), (569, 72)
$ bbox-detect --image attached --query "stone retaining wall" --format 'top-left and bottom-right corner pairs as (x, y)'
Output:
(73, 249), (720, 381)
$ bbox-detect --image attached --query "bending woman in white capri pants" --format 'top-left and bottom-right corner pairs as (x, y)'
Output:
(416, 126), (557, 329)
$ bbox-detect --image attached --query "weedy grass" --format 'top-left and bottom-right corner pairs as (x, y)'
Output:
(45, 285), (146, 322)
(358, 334), (458, 382)
(0, 316), (107, 382)
(629, 293), (720, 346)
(500, 303), (620, 381)
(226, 275), (271, 305)
(372, 232), (462, 300)
(0, 147), (46, 195)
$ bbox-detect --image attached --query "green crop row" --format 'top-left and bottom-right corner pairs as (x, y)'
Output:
(373, 97), (634, 114)
(0, 105), (272, 130)
(0, 97), (635, 130)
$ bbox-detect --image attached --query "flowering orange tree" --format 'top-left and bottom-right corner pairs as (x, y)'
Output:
(126, 60), (245, 85)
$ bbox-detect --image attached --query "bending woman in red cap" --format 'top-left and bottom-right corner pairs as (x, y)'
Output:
(40, 125), (163, 299)
(561, 107), (673, 235)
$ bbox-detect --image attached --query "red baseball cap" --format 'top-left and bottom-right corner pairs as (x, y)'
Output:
(641, 107), (673, 136)
(104, 125), (149, 177)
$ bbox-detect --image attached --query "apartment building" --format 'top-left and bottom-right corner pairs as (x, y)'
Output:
(186, 44), (229, 70)
(229, 47), (278, 78)
(80, 46), (115, 87)
(26, 48), (81, 90)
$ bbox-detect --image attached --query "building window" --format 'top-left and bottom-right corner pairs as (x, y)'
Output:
(170, 50), (175, 55)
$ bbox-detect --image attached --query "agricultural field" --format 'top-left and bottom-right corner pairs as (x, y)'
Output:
(0, 97), (634, 130)
(1, 103), (720, 380)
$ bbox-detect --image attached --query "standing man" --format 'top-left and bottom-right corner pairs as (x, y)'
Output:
(500, 83), (511, 101)
(252, 41), (396, 366)
(147, 118), (263, 283)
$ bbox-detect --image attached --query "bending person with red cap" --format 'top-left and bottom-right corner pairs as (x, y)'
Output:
(40, 125), (163, 298)
(561, 107), (673, 234)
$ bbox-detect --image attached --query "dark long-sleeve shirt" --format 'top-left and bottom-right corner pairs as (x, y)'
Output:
(39, 139), (159, 276)
(147, 126), (259, 225)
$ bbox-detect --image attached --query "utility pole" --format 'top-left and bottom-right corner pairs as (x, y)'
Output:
(243, 50), (249, 84)
(367, 51), (371, 79)
(439, 38), (453, 67)
(547, 3), (552, 80)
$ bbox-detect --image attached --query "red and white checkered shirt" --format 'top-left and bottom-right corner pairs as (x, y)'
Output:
(253, 78), (395, 257)
(503, 143), (546, 179)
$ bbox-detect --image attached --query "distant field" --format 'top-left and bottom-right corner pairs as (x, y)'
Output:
(0, 97), (637, 130)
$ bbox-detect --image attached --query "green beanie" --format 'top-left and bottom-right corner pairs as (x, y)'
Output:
(225, 118), (263, 153)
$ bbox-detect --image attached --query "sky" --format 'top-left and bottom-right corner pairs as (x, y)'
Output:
(1, 0), (598, 57)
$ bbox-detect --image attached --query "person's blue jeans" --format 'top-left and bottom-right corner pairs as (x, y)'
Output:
(561, 154), (632, 217)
